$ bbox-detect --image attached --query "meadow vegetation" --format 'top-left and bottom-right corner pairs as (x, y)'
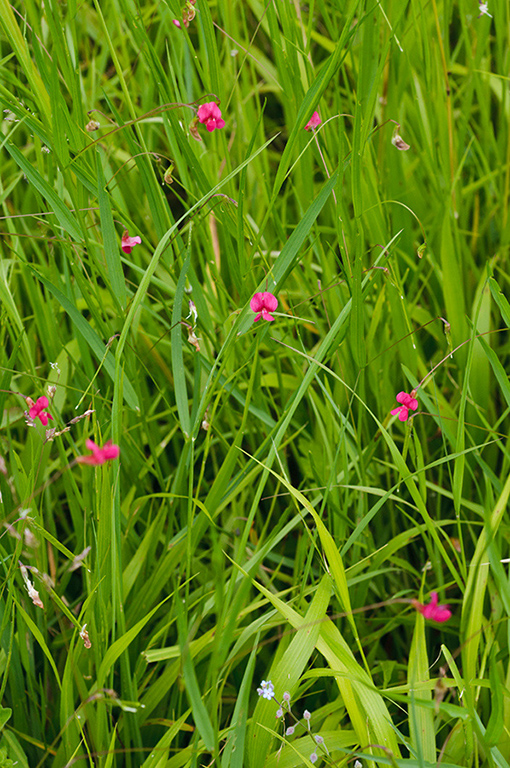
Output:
(0, 0), (509, 765)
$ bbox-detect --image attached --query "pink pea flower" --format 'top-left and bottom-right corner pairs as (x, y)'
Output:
(391, 391), (418, 422)
(77, 439), (120, 466)
(28, 396), (53, 426)
(412, 592), (452, 623)
(197, 102), (225, 132)
(250, 292), (278, 322)
(121, 231), (142, 254)
(304, 111), (321, 131)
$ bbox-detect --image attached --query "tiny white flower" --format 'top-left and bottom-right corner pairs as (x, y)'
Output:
(256, 680), (275, 700)
(187, 300), (198, 325)
(478, 1), (492, 16)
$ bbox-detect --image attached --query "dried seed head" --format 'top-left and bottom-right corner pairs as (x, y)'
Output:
(187, 329), (201, 352)
(391, 131), (410, 151)
(189, 117), (202, 142)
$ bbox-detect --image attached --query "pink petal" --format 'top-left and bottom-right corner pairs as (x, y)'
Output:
(250, 293), (265, 312)
(197, 103), (214, 123)
(198, 103), (225, 131)
(102, 441), (120, 461)
(121, 234), (141, 254)
(413, 592), (451, 622)
(261, 292), (278, 311)
(304, 111), (321, 131)
(78, 440), (120, 465)
(76, 454), (99, 465)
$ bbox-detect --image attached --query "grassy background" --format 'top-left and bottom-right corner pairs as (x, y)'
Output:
(0, 0), (510, 765)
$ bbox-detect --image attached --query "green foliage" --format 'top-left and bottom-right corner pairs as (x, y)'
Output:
(0, 0), (509, 766)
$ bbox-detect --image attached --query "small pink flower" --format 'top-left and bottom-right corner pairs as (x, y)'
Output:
(391, 391), (418, 421)
(77, 439), (120, 466)
(121, 231), (142, 254)
(250, 292), (278, 322)
(197, 102), (225, 132)
(304, 111), (321, 131)
(412, 592), (452, 623)
(28, 396), (53, 426)
(172, 19), (182, 28)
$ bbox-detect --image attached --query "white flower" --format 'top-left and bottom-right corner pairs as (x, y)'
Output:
(256, 680), (275, 700)
(187, 300), (198, 325)
(478, 1), (492, 17)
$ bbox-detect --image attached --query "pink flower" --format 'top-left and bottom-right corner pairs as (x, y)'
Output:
(77, 439), (120, 466)
(172, 19), (182, 28)
(304, 111), (321, 131)
(197, 102), (225, 132)
(250, 292), (278, 322)
(412, 592), (452, 623)
(28, 396), (53, 426)
(121, 231), (141, 254)
(391, 391), (418, 421)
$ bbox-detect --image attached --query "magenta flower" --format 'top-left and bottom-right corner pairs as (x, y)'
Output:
(412, 592), (452, 623)
(77, 439), (120, 466)
(250, 292), (278, 322)
(391, 391), (418, 421)
(121, 231), (142, 254)
(197, 102), (225, 132)
(28, 396), (53, 426)
(172, 19), (182, 28)
(304, 111), (321, 131)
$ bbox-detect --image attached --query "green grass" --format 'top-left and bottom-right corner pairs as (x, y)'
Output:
(0, 0), (509, 765)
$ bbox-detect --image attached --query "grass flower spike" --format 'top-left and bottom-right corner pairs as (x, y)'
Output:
(412, 592), (452, 623)
(391, 391), (418, 421)
(77, 439), (120, 465)
(197, 102), (225, 132)
(121, 231), (141, 254)
(250, 292), (278, 322)
(304, 111), (321, 131)
(28, 396), (53, 426)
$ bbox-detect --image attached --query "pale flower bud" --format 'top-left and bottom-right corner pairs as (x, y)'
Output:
(19, 562), (44, 609)
(80, 624), (92, 649)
